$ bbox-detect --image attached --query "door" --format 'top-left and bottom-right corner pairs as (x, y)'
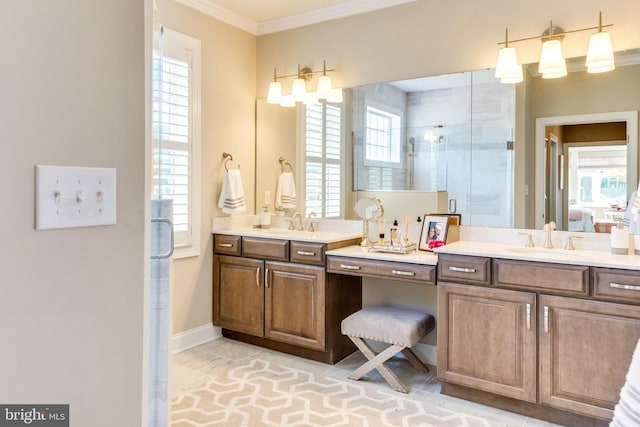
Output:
(437, 283), (537, 402)
(265, 261), (325, 350)
(539, 295), (640, 420)
(213, 255), (264, 337)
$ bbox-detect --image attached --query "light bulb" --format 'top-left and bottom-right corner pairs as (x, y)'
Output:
(316, 75), (332, 99)
(291, 78), (306, 102)
(267, 81), (282, 104)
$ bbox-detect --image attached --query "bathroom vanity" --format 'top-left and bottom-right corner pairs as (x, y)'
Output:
(212, 229), (362, 364)
(435, 241), (640, 426)
(212, 222), (640, 425)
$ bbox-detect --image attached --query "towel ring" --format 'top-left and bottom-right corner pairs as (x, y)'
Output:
(223, 152), (239, 171)
(279, 156), (293, 173)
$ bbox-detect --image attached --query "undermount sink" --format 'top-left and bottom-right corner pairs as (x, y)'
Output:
(504, 246), (581, 259)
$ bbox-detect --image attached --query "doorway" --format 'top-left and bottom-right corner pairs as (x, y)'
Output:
(535, 111), (638, 230)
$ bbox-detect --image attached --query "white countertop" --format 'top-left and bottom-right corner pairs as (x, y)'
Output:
(326, 245), (438, 265)
(435, 240), (640, 270)
(214, 227), (361, 244)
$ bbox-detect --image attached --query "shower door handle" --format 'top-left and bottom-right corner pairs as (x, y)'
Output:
(151, 218), (174, 259)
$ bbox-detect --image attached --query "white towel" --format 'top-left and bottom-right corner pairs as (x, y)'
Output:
(218, 169), (246, 214)
(276, 171), (297, 209)
(611, 338), (640, 427)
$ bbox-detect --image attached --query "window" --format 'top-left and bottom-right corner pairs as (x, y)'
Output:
(365, 105), (402, 165)
(303, 102), (343, 218)
(152, 28), (201, 258)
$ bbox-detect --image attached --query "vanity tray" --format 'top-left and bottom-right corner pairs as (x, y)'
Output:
(368, 243), (417, 254)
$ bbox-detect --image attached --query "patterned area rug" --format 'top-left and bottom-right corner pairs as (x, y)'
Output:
(172, 357), (512, 427)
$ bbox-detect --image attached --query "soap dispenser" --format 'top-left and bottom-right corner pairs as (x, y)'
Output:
(611, 218), (629, 254)
(260, 206), (271, 229)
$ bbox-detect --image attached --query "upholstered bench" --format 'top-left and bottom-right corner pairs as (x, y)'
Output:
(341, 306), (435, 393)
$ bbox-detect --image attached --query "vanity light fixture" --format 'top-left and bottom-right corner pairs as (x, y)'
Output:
(495, 11), (614, 83)
(495, 29), (524, 83)
(586, 12), (615, 73)
(538, 22), (567, 79)
(266, 60), (342, 106)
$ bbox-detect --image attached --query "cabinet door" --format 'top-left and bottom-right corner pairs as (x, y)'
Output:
(539, 295), (640, 420)
(213, 255), (264, 337)
(265, 262), (325, 350)
(438, 282), (537, 402)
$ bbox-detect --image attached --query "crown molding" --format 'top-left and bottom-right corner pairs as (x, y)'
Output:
(174, 0), (258, 34)
(256, 0), (416, 35)
(174, 0), (416, 36)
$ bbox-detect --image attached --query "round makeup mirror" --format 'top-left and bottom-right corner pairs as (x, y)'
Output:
(354, 197), (384, 247)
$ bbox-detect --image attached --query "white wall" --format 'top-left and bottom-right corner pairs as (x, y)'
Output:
(0, 1), (145, 425)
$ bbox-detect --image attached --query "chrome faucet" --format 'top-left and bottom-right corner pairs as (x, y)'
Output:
(564, 234), (584, 250)
(291, 212), (304, 231)
(306, 211), (317, 232)
(543, 221), (556, 249)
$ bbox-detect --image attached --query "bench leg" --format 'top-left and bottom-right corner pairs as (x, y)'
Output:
(401, 348), (430, 373)
(347, 336), (409, 393)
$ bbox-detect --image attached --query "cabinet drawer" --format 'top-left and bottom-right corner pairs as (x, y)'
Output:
(214, 234), (242, 256)
(493, 259), (589, 296)
(593, 267), (640, 304)
(242, 237), (289, 261)
(290, 241), (326, 266)
(327, 256), (435, 285)
(437, 254), (491, 286)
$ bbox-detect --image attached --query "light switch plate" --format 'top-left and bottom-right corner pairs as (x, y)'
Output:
(35, 165), (116, 230)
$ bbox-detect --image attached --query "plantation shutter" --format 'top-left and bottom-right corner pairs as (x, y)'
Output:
(304, 103), (343, 218)
(152, 37), (194, 249)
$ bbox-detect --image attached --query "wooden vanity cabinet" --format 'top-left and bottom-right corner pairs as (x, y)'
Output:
(213, 255), (264, 336)
(264, 261), (325, 350)
(437, 282), (537, 402)
(539, 294), (640, 420)
(213, 234), (361, 364)
(437, 253), (640, 425)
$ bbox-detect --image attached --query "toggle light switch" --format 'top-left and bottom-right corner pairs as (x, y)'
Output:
(36, 165), (117, 230)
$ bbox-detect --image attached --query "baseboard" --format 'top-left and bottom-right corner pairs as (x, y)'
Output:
(172, 325), (437, 365)
(172, 323), (222, 354)
(412, 343), (437, 366)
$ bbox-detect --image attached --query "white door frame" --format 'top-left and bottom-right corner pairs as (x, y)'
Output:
(535, 111), (638, 230)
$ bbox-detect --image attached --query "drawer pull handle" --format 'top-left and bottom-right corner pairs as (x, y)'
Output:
(339, 264), (361, 270)
(544, 306), (549, 333)
(256, 267), (261, 287)
(610, 282), (640, 291)
(219, 243), (234, 248)
(392, 270), (415, 276)
(297, 250), (316, 256)
(449, 266), (477, 273)
(526, 303), (531, 330)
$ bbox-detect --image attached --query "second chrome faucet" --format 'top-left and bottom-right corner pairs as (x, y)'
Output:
(543, 221), (556, 248)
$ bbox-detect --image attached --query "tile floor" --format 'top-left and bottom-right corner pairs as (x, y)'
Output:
(171, 338), (562, 427)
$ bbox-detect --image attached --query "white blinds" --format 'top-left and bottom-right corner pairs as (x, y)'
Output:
(152, 41), (192, 247)
(304, 103), (343, 218)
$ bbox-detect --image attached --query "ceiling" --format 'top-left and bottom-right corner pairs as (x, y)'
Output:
(174, 0), (416, 35)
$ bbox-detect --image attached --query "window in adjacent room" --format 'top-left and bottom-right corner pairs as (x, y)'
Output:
(303, 102), (344, 218)
(363, 104), (402, 190)
(152, 28), (201, 258)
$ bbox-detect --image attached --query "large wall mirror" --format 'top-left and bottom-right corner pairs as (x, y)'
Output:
(256, 49), (640, 233)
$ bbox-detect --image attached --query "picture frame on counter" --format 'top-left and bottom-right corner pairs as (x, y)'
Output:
(428, 213), (461, 226)
(419, 215), (450, 251)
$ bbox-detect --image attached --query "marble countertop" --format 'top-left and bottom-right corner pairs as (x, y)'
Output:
(213, 227), (361, 244)
(326, 245), (438, 265)
(435, 240), (640, 270)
